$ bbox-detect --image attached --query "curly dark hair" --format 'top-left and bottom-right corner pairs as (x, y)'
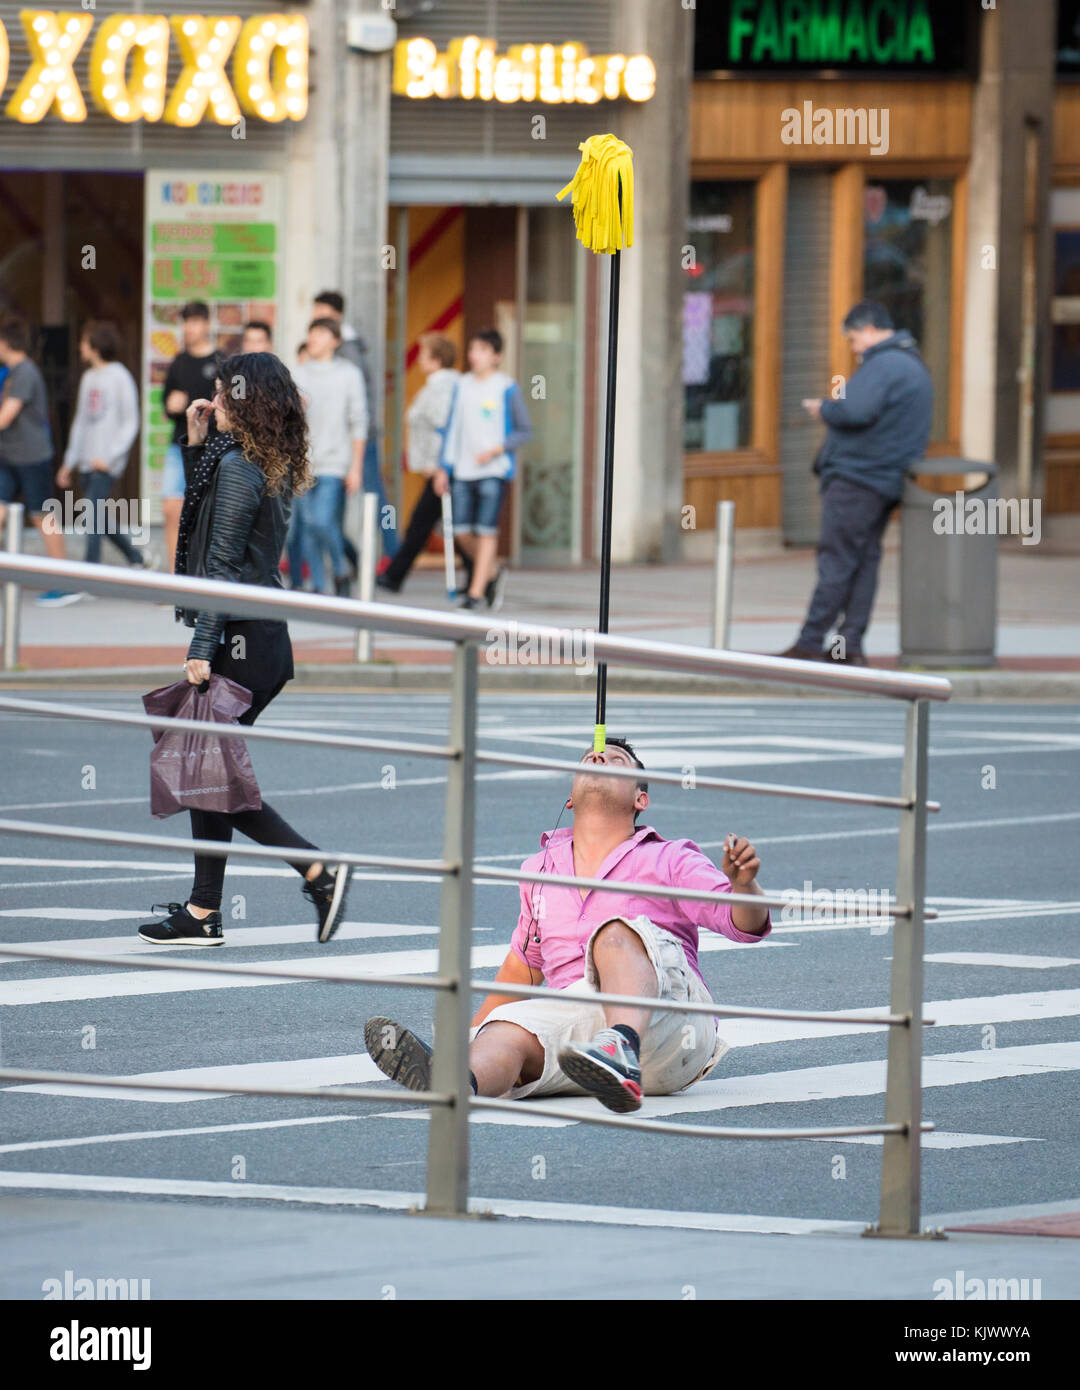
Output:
(215, 352), (312, 497)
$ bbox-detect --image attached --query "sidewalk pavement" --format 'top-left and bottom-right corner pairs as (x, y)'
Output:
(1, 1189), (1077, 1300)
(2, 530), (1078, 696)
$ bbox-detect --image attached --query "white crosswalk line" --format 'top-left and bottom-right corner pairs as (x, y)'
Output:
(7, 1053), (385, 1103)
(372, 1041), (1080, 1129)
(0, 943), (509, 1005)
(0, 922), (441, 960)
(922, 952), (1080, 969)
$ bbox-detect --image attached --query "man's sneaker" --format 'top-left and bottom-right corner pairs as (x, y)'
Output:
(484, 565), (507, 611)
(36, 590), (83, 608)
(375, 572), (401, 594)
(458, 594), (481, 610)
(558, 1027), (643, 1113)
(363, 1016), (432, 1092)
(304, 863), (353, 943)
(824, 648), (868, 666)
(138, 901), (224, 945)
(334, 575), (352, 599)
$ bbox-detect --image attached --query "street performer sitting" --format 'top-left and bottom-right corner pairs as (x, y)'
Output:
(364, 737), (770, 1113)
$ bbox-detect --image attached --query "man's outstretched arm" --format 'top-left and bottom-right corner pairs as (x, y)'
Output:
(471, 949), (542, 1028)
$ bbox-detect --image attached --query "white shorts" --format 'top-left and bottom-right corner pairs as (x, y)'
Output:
(472, 915), (729, 1100)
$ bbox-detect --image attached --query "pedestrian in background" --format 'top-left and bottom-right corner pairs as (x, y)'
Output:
(292, 316), (367, 597)
(439, 328), (532, 610)
(241, 320), (274, 354)
(56, 320), (148, 577)
(779, 301), (933, 666)
(0, 315), (71, 605)
(162, 301), (219, 571)
(377, 332), (462, 595)
(312, 289), (399, 563)
(138, 351), (353, 947)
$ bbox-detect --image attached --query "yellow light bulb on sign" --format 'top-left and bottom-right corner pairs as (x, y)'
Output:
(164, 14), (241, 126)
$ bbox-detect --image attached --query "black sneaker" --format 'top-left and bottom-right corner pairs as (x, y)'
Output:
(458, 594), (481, 610)
(138, 901), (224, 946)
(363, 1016), (432, 1092)
(484, 565), (506, 611)
(304, 864), (353, 943)
(334, 575), (353, 599)
(375, 573), (401, 594)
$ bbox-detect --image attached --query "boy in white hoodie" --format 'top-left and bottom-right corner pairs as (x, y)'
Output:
(57, 321), (147, 577)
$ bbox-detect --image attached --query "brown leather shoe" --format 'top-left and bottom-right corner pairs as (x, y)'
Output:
(823, 649), (868, 666)
(776, 645), (824, 662)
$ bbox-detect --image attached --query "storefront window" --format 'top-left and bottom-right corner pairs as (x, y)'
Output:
(863, 179), (953, 441)
(683, 183), (755, 452)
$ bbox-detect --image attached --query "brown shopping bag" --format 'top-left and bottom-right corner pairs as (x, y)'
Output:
(142, 674), (263, 818)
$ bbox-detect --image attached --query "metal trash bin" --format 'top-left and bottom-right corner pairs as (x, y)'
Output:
(900, 458), (998, 669)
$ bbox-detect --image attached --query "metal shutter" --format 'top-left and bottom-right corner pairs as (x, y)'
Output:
(780, 170), (832, 547)
(390, 0), (616, 165)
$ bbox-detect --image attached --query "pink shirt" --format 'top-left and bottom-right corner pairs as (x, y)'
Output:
(510, 824), (771, 993)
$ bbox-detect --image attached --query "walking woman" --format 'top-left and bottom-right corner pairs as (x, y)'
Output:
(139, 353), (353, 947)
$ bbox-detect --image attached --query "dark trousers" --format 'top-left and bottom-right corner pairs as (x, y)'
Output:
(188, 621), (319, 911)
(383, 477), (471, 589)
(81, 471), (143, 567)
(797, 476), (896, 655)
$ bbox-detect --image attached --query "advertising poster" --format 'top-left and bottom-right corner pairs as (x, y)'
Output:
(141, 170), (282, 514)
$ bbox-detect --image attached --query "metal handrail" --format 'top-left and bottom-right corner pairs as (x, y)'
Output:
(0, 550), (945, 1237)
(0, 689), (939, 814)
(0, 553), (952, 701)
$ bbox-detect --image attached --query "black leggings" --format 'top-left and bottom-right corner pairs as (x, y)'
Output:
(187, 626), (320, 911)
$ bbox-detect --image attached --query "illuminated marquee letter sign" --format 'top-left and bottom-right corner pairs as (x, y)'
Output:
(7, 11), (94, 123)
(90, 15), (170, 123)
(393, 36), (656, 103)
(0, 10), (311, 124)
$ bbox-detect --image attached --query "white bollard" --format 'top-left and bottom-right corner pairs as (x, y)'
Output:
(711, 500), (735, 651)
(354, 491), (379, 664)
(2, 502), (24, 671)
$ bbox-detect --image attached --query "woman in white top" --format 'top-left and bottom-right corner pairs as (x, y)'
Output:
(376, 333), (461, 594)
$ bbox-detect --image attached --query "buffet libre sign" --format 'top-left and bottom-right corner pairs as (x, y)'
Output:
(0, 11), (308, 125)
(393, 36), (657, 104)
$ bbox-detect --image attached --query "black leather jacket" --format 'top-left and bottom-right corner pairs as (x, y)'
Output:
(178, 443), (291, 661)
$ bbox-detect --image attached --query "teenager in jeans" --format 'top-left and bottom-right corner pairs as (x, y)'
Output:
(292, 317), (367, 597)
(57, 321), (148, 572)
(161, 301), (219, 571)
(438, 328), (532, 610)
(0, 315), (70, 605)
(138, 353), (352, 947)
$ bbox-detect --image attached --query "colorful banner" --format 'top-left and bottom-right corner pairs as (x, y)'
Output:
(141, 170), (282, 516)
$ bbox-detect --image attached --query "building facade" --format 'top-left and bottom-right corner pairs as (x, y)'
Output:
(686, 0), (1077, 553)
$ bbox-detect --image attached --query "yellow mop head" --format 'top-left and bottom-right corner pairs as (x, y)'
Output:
(557, 133), (634, 255)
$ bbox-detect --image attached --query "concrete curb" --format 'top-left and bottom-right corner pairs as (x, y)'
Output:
(1, 661), (1078, 699)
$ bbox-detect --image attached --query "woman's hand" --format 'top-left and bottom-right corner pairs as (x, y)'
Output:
(185, 398), (213, 447)
(183, 657), (211, 685)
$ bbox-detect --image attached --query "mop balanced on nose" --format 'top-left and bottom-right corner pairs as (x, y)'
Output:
(557, 134), (635, 753)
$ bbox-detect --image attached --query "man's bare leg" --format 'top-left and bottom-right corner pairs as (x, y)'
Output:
(469, 1021), (545, 1096)
(590, 919), (657, 1037)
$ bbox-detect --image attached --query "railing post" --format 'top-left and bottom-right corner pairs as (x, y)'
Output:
(424, 638), (477, 1215)
(354, 491), (379, 664)
(868, 697), (937, 1238)
(711, 500), (734, 650)
(2, 502), (24, 671)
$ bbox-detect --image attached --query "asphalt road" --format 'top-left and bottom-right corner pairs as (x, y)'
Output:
(0, 692), (1078, 1250)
